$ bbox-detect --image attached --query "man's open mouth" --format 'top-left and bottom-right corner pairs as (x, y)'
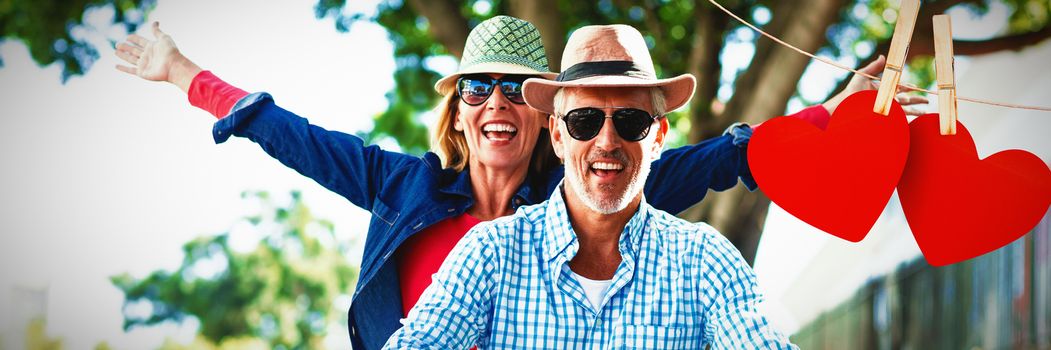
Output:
(590, 161), (624, 177)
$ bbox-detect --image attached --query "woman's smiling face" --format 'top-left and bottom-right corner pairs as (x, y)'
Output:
(455, 73), (546, 173)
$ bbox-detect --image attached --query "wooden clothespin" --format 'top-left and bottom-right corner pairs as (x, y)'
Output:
(873, 0), (922, 116)
(933, 15), (958, 135)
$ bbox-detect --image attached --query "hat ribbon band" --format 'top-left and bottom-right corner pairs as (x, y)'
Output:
(556, 60), (655, 82)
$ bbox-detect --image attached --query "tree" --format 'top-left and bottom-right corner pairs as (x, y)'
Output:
(0, 0), (155, 81)
(315, 0), (1051, 264)
(110, 191), (358, 350)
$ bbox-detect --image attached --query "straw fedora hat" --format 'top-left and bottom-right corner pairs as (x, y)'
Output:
(433, 16), (558, 95)
(522, 25), (696, 115)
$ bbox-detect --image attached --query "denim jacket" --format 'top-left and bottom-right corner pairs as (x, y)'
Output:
(214, 92), (757, 350)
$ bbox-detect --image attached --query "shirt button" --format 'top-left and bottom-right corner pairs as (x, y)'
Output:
(447, 208), (455, 212)
(514, 198), (523, 205)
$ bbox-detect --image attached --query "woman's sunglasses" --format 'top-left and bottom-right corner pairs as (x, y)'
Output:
(456, 74), (531, 106)
(559, 107), (661, 142)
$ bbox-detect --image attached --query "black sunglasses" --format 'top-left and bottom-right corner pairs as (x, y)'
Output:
(559, 107), (661, 142)
(456, 74), (531, 106)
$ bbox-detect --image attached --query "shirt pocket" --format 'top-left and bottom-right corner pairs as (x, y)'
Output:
(368, 198), (400, 238)
(613, 324), (702, 350)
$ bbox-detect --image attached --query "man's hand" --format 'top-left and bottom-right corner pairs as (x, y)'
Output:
(115, 22), (202, 93)
(822, 55), (928, 116)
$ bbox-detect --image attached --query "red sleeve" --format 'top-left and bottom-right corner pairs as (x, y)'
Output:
(187, 70), (249, 119)
(752, 105), (831, 131)
(790, 105), (832, 130)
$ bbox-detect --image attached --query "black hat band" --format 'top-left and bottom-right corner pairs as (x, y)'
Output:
(556, 60), (655, 82)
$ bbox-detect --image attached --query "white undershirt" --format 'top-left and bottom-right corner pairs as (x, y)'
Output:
(571, 271), (613, 310)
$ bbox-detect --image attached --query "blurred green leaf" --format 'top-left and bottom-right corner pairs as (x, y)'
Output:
(0, 0), (155, 82)
(111, 192), (357, 349)
(25, 318), (64, 350)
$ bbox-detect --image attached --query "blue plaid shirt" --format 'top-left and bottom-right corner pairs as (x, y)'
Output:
(384, 183), (796, 349)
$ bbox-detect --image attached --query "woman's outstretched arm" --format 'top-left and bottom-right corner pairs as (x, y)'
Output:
(113, 22), (419, 213)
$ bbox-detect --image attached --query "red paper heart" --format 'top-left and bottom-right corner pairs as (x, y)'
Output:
(748, 90), (910, 242)
(897, 115), (1051, 266)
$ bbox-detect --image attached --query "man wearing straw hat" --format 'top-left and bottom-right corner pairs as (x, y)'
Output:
(384, 24), (795, 349)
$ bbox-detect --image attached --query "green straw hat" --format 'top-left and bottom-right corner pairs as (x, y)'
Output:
(434, 15), (558, 95)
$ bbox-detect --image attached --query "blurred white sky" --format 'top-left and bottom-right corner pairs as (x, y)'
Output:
(0, 0), (1047, 348)
(0, 0), (392, 348)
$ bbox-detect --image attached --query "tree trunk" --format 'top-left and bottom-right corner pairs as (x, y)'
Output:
(686, 0), (728, 142)
(407, 0), (471, 59)
(722, 0), (845, 126)
(680, 0), (846, 265)
(508, 0), (567, 71)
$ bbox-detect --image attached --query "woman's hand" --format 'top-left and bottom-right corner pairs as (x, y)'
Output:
(822, 55), (929, 116)
(115, 22), (202, 93)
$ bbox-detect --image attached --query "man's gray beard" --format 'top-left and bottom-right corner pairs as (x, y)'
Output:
(564, 157), (652, 215)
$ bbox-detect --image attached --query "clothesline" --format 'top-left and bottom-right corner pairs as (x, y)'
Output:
(707, 0), (1051, 112)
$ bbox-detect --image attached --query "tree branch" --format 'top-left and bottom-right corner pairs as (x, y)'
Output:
(829, 6), (1051, 102)
(910, 26), (1051, 57)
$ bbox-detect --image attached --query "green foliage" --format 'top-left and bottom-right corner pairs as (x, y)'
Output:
(25, 318), (64, 350)
(0, 0), (155, 81)
(906, 55), (937, 91)
(111, 191), (357, 350)
(1006, 0), (1051, 31)
(156, 335), (269, 350)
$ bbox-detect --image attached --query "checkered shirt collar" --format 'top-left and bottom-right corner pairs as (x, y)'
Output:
(540, 180), (650, 263)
